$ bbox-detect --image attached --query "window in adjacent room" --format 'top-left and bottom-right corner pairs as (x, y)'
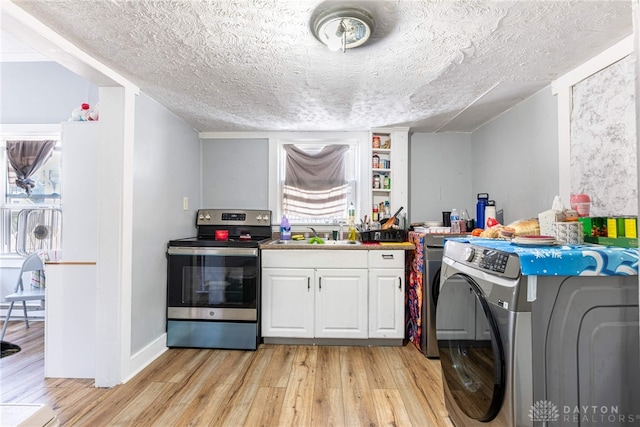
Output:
(1, 132), (61, 255)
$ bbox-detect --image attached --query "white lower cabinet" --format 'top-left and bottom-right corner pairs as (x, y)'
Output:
(315, 269), (368, 338)
(261, 268), (314, 338)
(261, 249), (405, 341)
(369, 269), (404, 338)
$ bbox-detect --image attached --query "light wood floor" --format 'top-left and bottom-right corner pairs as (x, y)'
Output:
(1, 321), (453, 426)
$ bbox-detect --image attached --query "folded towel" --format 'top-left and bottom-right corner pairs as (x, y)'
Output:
(29, 251), (48, 288)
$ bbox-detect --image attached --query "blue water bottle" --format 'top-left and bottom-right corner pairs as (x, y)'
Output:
(476, 193), (489, 229)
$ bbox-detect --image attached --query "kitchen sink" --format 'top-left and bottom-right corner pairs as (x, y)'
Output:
(267, 239), (361, 246)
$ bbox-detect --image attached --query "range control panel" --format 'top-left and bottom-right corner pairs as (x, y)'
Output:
(196, 209), (271, 226)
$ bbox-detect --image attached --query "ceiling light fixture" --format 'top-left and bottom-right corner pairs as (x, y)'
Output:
(312, 6), (375, 53)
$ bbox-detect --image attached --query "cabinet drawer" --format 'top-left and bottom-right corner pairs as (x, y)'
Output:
(368, 250), (404, 269)
(262, 250), (368, 269)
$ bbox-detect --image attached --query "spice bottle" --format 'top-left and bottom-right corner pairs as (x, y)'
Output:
(372, 154), (380, 168)
(373, 174), (381, 189)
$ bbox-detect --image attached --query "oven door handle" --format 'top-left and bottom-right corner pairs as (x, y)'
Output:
(167, 247), (258, 257)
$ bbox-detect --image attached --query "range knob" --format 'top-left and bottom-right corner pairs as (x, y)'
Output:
(198, 214), (204, 220)
(463, 246), (475, 262)
(256, 215), (264, 222)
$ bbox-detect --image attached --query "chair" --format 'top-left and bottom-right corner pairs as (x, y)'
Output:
(0, 253), (45, 342)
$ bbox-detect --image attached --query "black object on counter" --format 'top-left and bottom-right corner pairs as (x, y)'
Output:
(442, 211), (451, 227)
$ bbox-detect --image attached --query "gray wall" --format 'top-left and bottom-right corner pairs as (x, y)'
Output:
(131, 92), (201, 355)
(1, 61), (98, 305)
(470, 87), (559, 224)
(408, 133), (473, 224)
(0, 61), (98, 123)
(201, 139), (269, 209)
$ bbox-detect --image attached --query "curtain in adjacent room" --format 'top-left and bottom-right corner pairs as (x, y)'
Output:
(283, 144), (349, 220)
(6, 140), (57, 195)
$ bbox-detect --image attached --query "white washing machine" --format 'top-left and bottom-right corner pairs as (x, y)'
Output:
(437, 239), (534, 426)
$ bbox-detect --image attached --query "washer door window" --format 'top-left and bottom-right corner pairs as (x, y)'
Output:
(436, 273), (505, 422)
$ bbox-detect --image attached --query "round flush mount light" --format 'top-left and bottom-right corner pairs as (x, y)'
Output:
(312, 6), (375, 52)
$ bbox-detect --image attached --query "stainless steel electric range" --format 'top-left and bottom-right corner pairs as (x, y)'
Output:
(166, 209), (272, 350)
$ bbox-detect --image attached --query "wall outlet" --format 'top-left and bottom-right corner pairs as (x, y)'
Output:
(183, 197), (188, 211)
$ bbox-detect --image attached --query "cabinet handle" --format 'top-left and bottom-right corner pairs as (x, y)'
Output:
(308, 277), (310, 291)
(382, 254), (394, 260)
(398, 277), (402, 289)
(319, 277), (322, 290)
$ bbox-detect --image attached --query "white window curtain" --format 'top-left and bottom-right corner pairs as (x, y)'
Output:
(6, 140), (57, 196)
(283, 144), (349, 220)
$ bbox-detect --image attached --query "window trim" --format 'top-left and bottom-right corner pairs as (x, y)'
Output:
(1, 124), (61, 257)
(268, 131), (369, 229)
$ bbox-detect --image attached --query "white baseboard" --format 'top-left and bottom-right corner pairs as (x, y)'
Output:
(0, 306), (45, 319)
(124, 333), (168, 383)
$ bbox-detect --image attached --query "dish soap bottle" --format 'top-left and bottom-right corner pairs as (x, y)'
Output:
(280, 215), (291, 240)
(347, 202), (357, 242)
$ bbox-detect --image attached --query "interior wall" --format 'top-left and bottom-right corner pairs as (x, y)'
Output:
(0, 61), (98, 123)
(408, 132), (473, 224)
(131, 92), (201, 355)
(201, 138), (269, 209)
(571, 54), (637, 216)
(470, 87), (560, 224)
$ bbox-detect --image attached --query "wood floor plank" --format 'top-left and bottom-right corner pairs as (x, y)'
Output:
(361, 345), (398, 390)
(141, 350), (230, 426)
(311, 346), (345, 426)
(244, 386), (286, 427)
(381, 346), (447, 426)
(169, 350), (255, 426)
(107, 381), (177, 426)
(312, 386), (345, 427)
(395, 345), (450, 421)
(372, 388), (413, 426)
(277, 345), (317, 426)
(259, 344), (297, 388)
(315, 346), (342, 389)
(0, 321), (453, 426)
(213, 347), (275, 427)
(339, 346), (378, 426)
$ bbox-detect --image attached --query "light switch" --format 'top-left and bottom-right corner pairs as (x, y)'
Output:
(183, 197), (188, 211)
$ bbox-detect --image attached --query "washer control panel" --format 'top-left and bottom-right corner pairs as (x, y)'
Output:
(478, 248), (511, 273)
(445, 241), (521, 279)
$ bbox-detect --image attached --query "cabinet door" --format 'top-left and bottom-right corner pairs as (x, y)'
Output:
(369, 269), (405, 339)
(315, 269), (368, 339)
(261, 268), (314, 338)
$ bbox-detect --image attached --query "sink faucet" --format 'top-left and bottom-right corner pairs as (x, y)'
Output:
(308, 227), (318, 237)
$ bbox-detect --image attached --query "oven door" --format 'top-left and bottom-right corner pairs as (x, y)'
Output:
(167, 246), (259, 321)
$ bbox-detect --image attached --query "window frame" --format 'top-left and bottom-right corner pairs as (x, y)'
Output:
(268, 132), (369, 229)
(1, 124), (61, 257)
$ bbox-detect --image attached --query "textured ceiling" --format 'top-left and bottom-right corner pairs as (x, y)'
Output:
(7, 0), (634, 133)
